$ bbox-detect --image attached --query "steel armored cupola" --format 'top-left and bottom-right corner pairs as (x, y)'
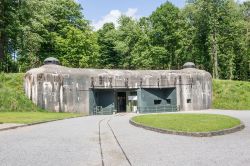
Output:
(44, 57), (60, 65)
(183, 62), (196, 69)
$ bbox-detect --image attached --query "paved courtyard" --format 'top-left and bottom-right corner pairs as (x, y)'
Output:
(0, 110), (250, 166)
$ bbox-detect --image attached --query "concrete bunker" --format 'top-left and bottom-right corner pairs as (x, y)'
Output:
(24, 58), (212, 115)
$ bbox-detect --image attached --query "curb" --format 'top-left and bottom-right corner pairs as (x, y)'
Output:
(0, 116), (82, 132)
(129, 119), (245, 137)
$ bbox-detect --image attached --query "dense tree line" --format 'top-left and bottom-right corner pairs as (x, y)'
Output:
(0, 0), (249, 81)
(0, 0), (99, 72)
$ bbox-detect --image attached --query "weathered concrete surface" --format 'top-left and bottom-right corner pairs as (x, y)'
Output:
(24, 61), (212, 114)
(1, 110), (249, 166)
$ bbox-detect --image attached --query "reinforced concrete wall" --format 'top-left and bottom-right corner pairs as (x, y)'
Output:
(24, 60), (212, 114)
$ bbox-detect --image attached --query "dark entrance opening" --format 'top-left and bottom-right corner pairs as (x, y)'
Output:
(117, 92), (126, 112)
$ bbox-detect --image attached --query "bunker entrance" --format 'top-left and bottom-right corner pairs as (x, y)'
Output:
(117, 92), (126, 113)
(91, 89), (138, 115)
(115, 90), (138, 113)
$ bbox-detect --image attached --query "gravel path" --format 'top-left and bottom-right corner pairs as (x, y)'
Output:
(0, 110), (250, 166)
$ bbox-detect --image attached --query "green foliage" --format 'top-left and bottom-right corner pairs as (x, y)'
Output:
(150, 2), (181, 69)
(0, 0), (249, 81)
(132, 114), (241, 132)
(0, 73), (44, 112)
(115, 16), (141, 69)
(0, 112), (82, 124)
(96, 0), (249, 80)
(212, 79), (250, 110)
(0, 0), (20, 72)
(181, 0), (249, 80)
(130, 17), (153, 69)
(97, 23), (119, 68)
(0, 0), (98, 72)
(53, 26), (99, 68)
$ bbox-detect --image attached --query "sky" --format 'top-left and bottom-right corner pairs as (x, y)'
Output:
(77, 0), (248, 30)
(77, 0), (186, 30)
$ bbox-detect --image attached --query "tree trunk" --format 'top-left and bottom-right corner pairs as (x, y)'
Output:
(211, 31), (219, 79)
(229, 54), (234, 80)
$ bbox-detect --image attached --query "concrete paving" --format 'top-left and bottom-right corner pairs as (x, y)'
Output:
(0, 123), (25, 130)
(0, 110), (250, 166)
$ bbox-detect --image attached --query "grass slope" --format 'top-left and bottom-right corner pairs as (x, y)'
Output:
(0, 73), (43, 112)
(213, 79), (250, 110)
(132, 114), (241, 132)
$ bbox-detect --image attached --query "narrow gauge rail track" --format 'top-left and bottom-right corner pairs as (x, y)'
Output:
(98, 114), (132, 166)
(98, 119), (105, 166)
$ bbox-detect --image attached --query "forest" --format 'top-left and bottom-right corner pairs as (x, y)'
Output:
(0, 0), (249, 81)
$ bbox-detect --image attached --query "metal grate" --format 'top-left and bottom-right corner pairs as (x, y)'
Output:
(138, 105), (179, 113)
(93, 106), (115, 115)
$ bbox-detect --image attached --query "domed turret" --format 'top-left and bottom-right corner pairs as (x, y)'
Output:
(44, 57), (60, 65)
(183, 62), (195, 69)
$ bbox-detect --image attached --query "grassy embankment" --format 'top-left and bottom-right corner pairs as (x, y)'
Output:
(0, 73), (82, 124)
(212, 79), (250, 110)
(132, 114), (241, 132)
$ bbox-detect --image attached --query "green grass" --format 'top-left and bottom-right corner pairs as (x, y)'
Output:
(132, 114), (241, 132)
(0, 73), (45, 112)
(213, 79), (250, 110)
(0, 112), (82, 124)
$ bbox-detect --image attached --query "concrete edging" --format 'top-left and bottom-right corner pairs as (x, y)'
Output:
(129, 119), (245, 137)
(0, 116), (81, 132)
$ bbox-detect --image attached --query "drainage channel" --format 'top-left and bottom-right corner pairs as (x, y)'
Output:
(98, 114), (132, 166)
